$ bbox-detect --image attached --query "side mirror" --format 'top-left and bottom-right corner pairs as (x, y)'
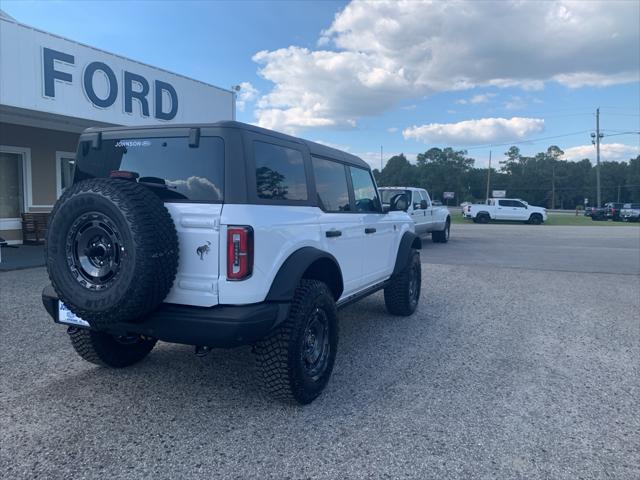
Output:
(390, 193), (408, 212)
(420, 200), (428, 210)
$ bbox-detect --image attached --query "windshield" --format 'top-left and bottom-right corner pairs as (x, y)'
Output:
(74, 136), (224, 202)
(380, 189), (410, 204)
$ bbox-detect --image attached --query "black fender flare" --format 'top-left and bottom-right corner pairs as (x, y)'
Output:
(392, 231), (422, 275)
(265, 247), (344, 302)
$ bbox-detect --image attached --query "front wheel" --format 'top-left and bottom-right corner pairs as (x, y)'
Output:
(69, 328), (157, 368)
(254, 279), (338, 405)
(384, 250), (421, 316)
(528, 213), (543, 225)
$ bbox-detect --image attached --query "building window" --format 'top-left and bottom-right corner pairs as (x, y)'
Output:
(56, 151), (76, 198)
(0, 151), (25, 219)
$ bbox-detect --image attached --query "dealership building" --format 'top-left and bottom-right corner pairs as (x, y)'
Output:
(0, 11), (235, 243)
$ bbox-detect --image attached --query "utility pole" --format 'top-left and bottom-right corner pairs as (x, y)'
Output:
(617, 184), (621, 203)
(551, 162), (555, 210)
(591, 108), (603, 207)
(485, 149), (492, 203)
(380, 145), (383, 172)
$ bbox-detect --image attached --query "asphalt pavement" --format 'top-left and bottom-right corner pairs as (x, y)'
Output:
(1, 224), (638, 479)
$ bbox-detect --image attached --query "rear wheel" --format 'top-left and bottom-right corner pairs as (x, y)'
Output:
(476, 213), (490, 224)
(432, 219), (450, 243)
(68, 328), (156, 368)
(254, 279), (338, 405)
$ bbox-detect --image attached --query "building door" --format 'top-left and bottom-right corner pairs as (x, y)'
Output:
(0, 148), (27, 235)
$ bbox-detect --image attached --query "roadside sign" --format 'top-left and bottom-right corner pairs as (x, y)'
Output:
(584, 198), (588, 205)
(492, 190), (506, 198)
(443, 192), (455, 199)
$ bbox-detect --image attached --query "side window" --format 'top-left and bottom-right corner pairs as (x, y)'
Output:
(499, 200), (511, 207)
(420, 190), (430, 206)
(312, 157), (351, 212)
(513, 201), (525, 208)
(254, 141), (308, 201)
(413, 191), (424, 209)
(350, 167), (380, 213)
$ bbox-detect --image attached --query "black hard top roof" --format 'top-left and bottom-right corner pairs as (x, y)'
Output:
(82, 121), (369, 170)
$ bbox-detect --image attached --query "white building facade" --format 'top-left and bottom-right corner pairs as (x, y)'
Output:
(0, 13), (235, 243)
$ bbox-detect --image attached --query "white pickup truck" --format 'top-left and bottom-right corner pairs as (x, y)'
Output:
(463, 198), (547, 224)
(379, 187), (451, 242)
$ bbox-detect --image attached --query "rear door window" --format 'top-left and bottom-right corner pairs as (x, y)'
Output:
(254, 141), (308, 201)
(75, 136), (224, 202)
(312, 157), (351, 212)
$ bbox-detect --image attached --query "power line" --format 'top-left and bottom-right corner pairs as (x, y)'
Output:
(455, 130), (592, 151)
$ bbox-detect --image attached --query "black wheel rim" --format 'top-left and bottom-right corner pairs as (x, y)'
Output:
(301, 307), (331, 381)
(408, 262), (420, 307)
(66, 211), (124, 290)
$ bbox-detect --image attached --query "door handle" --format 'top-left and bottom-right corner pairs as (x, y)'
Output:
(365, 227), (376, 234)
(325, 230), (342, 238)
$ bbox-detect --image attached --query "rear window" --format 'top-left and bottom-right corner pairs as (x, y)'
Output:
(254, 141), (308, 201)
(380, 189), (411, 204)
(75, 136), (224, 202)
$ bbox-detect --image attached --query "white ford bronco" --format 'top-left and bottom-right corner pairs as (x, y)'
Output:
(42, 121), (422, 404)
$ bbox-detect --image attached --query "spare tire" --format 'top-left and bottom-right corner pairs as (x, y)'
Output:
(46, 178), (179, 329)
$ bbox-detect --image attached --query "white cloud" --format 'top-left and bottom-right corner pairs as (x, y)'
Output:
(387, 127), (399, 133)
(236, 82), (259, 112)
(403, 117), (545, 145)
(456, 93), (497, 105)
(253, 0), (639, 132)
(562, 143), (640, 162)
(503, 96), (526, 110)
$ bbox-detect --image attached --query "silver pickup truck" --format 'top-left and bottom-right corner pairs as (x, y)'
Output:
(379, 187), (451, 243)
(620, 203), (640, 222)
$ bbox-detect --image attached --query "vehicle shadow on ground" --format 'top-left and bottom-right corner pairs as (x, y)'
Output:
(33, 291), (441, 423)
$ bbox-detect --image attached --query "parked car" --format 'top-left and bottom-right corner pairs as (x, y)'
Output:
(620, 203), (640, 222)
(432, 200), (443, 207)
(584, 206), (600, 217)
(604, 202), (625, 221)
(463, 198), (547, 224)
(379, 187), (451, 242)
(41, 121), (423, 405)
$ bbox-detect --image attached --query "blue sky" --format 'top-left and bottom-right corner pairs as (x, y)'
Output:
(3, 0), (639, 168)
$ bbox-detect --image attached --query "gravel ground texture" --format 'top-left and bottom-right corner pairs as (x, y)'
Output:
(1, 224), (638, 479)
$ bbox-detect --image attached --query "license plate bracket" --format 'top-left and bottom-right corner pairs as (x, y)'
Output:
(58, 302), (90, 327)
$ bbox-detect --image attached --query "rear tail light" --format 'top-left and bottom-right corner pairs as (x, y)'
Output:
(227, 226), (253, 280)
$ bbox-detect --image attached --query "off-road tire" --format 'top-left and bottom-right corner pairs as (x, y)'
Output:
(46, 179), (178, 329)
(69, 328), (157, 368)
(528, 213), (543, 225)
(384, 250), (421, 316)
(254, 279), (338, 405)
(432, 218), (450, 243)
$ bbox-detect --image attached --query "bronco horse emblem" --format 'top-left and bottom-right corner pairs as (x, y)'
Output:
(196, 241), (211, 260)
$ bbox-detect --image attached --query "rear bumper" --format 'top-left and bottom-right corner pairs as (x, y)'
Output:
(42, 285), (289, 348)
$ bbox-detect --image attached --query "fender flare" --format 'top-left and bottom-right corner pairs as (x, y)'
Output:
(265, 247), (344, 302)
(392, 231), (422, 275)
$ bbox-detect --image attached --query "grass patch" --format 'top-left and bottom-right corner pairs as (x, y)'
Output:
(450, 212), (640, 226)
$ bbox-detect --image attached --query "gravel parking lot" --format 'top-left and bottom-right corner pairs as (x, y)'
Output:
(1, 224), (638, 479)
